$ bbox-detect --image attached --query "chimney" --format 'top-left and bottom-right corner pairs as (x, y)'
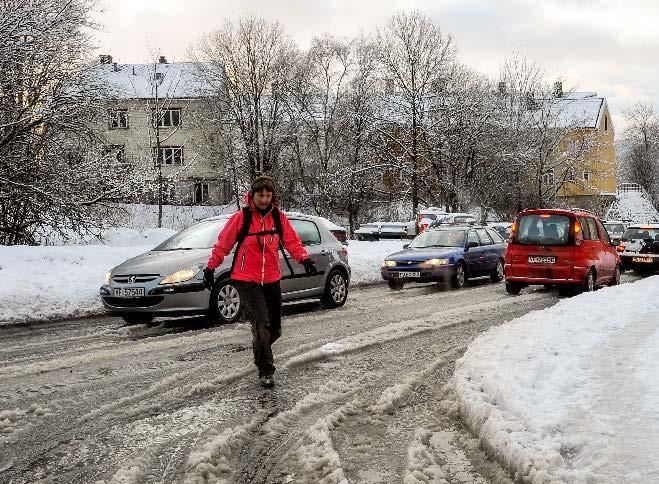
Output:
(99, 54), (113, 64)
(498, 81), (506, 94)
(159, 56), (167, 64)
(112, 62), (118, 72)
(554, 81), (563, 97)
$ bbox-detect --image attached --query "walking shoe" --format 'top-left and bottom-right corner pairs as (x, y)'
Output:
(260, 375), (275, 388)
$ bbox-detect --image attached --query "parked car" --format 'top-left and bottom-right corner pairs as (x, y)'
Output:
(488, 222), (513, 240)
(100, 212), (351, 325)
(287, 212), (348, 245)
(381, 225), (507, 290)
(504, 208), (621, 295)
(354, 222), (412, 241)
(602, 219), (627, 243)
(429, 212), (478, 227)
(617, 224), (659, 273)
(416, 207), (449, 233)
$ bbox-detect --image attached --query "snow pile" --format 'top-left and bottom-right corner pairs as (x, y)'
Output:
(346, 240), (407, 285)
(451, 276), (659, 482)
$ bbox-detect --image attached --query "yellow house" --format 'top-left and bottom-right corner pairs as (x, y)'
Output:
(549, 91), (617, 207)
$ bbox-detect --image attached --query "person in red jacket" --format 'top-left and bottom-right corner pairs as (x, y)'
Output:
(203, 176), (316, 388)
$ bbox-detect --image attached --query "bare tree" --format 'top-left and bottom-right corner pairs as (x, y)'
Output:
(194, 15), (298, 180)
(375, 11), (457, 218)
(0, 0), (133, 244)
(620, 103), (659, 205)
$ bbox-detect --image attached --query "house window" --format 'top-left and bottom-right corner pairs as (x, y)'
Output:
(193, 181), (209, 204)
(583, 169), (590, 181)
(566, 167), (576, 182)
(568, 140), (578, 154)
(155, 146), (183, 165)
(103, 145), (125, 162)
(153, 108), (181, 128)
(604, 115), (608, 131)
(108, 109), (128, 129)
(542, 168), (555, 187)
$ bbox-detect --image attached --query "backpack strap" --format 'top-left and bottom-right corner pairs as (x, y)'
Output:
(230, 206), (253, 275)
(271, 208), (295, 276)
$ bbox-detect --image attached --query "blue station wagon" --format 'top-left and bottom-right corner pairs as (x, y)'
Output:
(381, 225), (507, 290)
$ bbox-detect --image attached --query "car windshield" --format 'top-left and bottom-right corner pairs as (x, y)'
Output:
(153, 220), (227, 250)
(409, 229), (466, 248)
(604, 223), (625, 233)
(517, 214), (571, 245)
(623, 227), (659, 241)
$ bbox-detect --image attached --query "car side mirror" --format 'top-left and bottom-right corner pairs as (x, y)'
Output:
(403, 243), (409, 249)
(467, 241), (479, 249)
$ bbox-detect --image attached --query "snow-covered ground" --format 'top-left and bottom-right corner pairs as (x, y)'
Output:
(451, 275), (659, 482)
(0, 234), (405, 325)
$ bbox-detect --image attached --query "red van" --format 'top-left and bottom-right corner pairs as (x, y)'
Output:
(504, 209), (621, 295)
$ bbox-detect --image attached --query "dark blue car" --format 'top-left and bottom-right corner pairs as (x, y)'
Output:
(381, 225), (507, 290)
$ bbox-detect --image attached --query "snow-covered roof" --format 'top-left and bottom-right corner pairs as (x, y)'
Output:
(544, 93), (605, 129)
(89, 62), (216, 100)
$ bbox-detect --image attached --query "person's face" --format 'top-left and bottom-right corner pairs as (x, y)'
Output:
(253, 189), (272, 210)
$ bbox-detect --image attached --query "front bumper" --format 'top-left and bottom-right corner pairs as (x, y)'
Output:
(100, 280), (208, 315)
(620, 253), (659, 271)
(381, 264), (455, 282)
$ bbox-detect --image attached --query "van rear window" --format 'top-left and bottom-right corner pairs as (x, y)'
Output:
(517, 214), (571, 245)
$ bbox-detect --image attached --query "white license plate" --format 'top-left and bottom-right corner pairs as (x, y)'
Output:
(395, 271), (421, 278)
(528, 256), (556, 264)
(113, 287), (145, 298)
(632, 257), (654, 263)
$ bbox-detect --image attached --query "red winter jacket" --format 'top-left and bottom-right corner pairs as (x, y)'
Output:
(206, 195), (309, 284)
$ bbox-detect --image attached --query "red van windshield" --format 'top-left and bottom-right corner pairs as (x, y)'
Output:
(516, 214), (571, 245)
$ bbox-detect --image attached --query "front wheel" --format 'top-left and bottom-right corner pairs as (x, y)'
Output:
(321, 269), (349, 308)
(490, 259), (504, 283)
(208, 279), (242, 324)
(451, 262), (467, 289)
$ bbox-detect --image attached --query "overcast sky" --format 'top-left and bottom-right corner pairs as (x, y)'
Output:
(93, 0), (659, 132)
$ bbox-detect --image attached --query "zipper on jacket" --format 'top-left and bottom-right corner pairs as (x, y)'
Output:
(260, 216), (266, 284)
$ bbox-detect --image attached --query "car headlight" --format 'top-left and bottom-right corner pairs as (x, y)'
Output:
(104, 271), (111, 285)
(424, 258), (449, 266)
(382, 260), (396, 267)
(160, 267), (199, 285)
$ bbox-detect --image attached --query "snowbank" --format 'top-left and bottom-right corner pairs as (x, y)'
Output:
(451, 275), (659, 482)
(0, 238), (405, 325)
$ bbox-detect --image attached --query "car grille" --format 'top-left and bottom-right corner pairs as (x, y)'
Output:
(112, 274), (160, 283)
(103, 296), (164, 307)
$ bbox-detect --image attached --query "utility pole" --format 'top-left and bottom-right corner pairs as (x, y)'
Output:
(153, 62), (163, 228)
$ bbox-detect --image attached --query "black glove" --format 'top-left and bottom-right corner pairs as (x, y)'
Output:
(203, 267), (215, 290)
(302, 258), (317, 275)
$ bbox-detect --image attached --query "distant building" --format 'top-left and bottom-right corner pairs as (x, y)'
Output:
(91, 55), (232, 206)
(547, 89), (617, 208)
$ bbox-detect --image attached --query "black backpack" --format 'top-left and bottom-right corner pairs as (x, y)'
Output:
(230, 206), (294, 276)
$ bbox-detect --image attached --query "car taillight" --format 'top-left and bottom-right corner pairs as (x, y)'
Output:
(340, 246), (348, 257)
(574, 220), (583, 245)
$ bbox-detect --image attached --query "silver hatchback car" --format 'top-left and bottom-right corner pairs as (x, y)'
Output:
(100, 213), (351, 325)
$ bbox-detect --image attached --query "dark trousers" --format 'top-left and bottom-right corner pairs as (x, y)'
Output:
(234, 280), (282, 377)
